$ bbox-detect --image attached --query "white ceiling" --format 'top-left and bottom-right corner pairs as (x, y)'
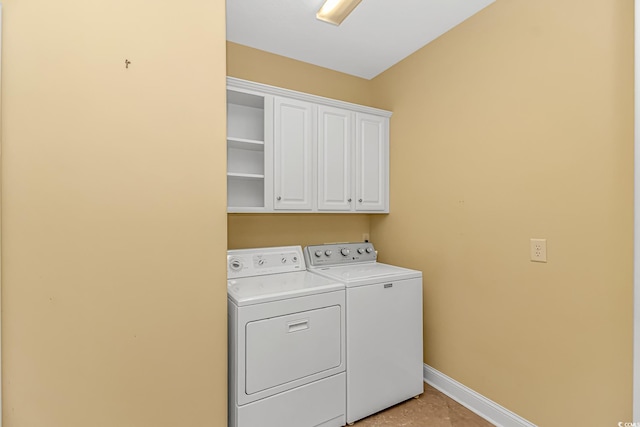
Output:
(226, 0), (496, 80)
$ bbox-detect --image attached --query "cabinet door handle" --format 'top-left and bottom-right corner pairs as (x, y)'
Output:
(277, 196), (282, 201)
(348, 198), (352, 202)
(359, 198), (363, 203)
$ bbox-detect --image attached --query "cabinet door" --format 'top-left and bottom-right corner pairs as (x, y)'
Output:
(355, 113), (388, 212)
(318, 106), (352, 211)
(274, 97), (313, 210)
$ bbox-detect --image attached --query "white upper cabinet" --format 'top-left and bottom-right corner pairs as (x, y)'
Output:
(318, 106), (353, 211)
(355, 113), (387, 212)
(273, 97), (314, 210)
(226, 77), (391, 214)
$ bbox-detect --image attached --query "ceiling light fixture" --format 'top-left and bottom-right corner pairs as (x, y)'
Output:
(316, 0), (362, 26)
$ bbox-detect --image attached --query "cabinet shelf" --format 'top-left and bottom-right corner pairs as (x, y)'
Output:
(227, 206), (268, 213)
(227, 172), (265, 179)
(228, 137), (264, 151)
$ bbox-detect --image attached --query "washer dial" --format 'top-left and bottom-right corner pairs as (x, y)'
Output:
(229, 257), (243, 272)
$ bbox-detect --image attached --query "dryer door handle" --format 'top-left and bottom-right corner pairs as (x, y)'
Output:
(287, 318), (309, 333)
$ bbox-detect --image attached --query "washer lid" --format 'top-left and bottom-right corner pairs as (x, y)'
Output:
(228, 271), (344, 306)
(309, 262), (421, 287)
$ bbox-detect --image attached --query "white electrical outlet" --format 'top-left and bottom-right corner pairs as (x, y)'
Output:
(530, 238), (547, 262)
(363, 233), (370, 242)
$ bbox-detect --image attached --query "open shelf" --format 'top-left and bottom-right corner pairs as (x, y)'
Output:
(228, 175), (265, 208)
(228, 90), (264, 108)
(227, 89), (267, 211)
(227, 172), (265, 179)
(228, 137), (264, 151)
(227, 90), (265, 142)
(228, 147), (264, 176)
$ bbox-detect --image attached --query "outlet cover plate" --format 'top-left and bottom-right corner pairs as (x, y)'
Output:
(530, 238), (547, 262)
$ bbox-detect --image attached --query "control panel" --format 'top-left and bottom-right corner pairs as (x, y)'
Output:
(227, 246), (304, 279)
(304, 242), (377, 267)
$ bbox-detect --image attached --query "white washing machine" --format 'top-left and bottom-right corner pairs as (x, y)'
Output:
(304, 242), (423, 424)
(227, 246), (346, 427)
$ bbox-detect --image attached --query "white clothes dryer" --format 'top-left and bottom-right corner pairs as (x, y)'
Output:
(227, 246), (346, 427)
(304, 242), (423, 424)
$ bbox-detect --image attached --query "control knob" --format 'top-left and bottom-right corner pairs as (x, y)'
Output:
(366, 247), (373, 253)
(325, 250), (332, 256)
(281, 257), (287, 264)
(315, 250), (323, 258)
(340, 248), (350, 256)
(229, 258), (243, 271)
(357, 248), (365, 254)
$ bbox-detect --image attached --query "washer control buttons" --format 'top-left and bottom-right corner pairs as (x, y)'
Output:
(366, 247), (373, 253)
(357, 248), (365, 254)
(340, 248), (350, 256)
(325, 250), (332, 256)
(315, 250), (323, 258)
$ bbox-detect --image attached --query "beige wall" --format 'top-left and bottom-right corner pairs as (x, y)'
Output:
(370, 0), (633, 425)
(1, 1), (228, 426)
(227, 42), (374, 106)
(226, 43), (373, 249)
(228, 214), (370, 249)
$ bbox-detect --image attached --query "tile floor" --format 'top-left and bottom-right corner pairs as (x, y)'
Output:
(352, 384), (495, 427)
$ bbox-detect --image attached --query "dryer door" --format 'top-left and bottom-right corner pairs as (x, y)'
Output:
(245, 305), (342, 395)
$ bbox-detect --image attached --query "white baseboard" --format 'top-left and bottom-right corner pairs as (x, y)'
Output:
(423, 364), (537, 427)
